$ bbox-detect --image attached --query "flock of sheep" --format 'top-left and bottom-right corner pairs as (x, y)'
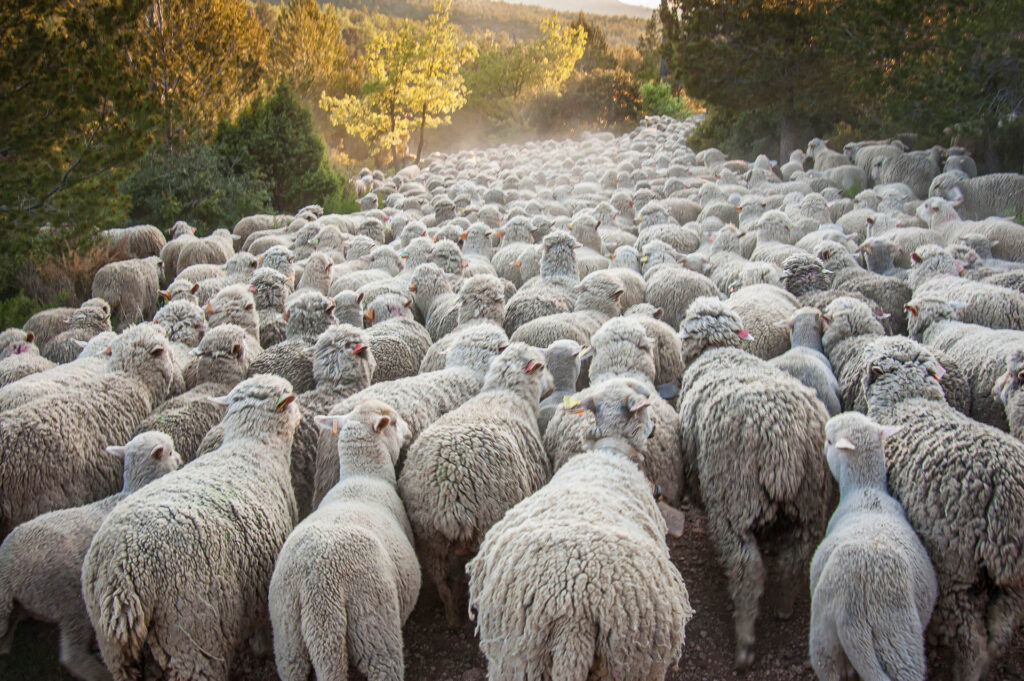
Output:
(1, 114), (1024, 681)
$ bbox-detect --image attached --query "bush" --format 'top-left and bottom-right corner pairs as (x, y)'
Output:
(124, 141), (271, 234)
(638, 81), (692, 119)
(530, 68), (641, 135)
(215, 79), (343, 213)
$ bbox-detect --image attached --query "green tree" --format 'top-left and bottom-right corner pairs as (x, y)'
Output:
(216, 80), (343, 212)
(268, 0), (352, 101)
(124, 140), (271, 234)
(571, 12), (617, 73)
(129, 0), (268, 147)
(639, 81), (692, 119)
(0, 0), (153, 298)
(320, 0), (476, 165)
(660, 0), (845, 158)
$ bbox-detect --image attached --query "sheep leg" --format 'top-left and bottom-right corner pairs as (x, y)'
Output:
(347, 586), (404, 681)
(772, 526), (812, 621)
(271, 593), (315, 681)
(985, 585), (1024, 665)
(707, 510), (764, 670)
(424, 546), (462, 628)
(59, 620), (113, 681)
(942, 588), (989, 681)
(809, 612), (850, 681)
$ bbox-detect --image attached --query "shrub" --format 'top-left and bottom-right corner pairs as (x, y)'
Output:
(216, 79), (343, 213)
(638, 81), (693, 119)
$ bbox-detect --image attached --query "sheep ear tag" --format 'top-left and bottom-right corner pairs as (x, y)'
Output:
(276, 394), (296, 412)
(525, 360), (541, 374)
(563, 395), (585, 415)
(658, 502), (685, 538)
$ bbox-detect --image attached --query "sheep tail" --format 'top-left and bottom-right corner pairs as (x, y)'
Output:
(303, 592), (348, 681)
(97, 583), (148, 660)
(836, 618), (893, 681)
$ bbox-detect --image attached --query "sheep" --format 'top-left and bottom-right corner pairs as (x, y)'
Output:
(642, 241), (721, 329)
(0, 344), (54, 389)
(101, 224), (166, 260)
(332, 290), (365, 328)
(313, 324), (510, 506)
(82, 374), (301, 681)
(245, 290), (335, 393)
(0, 331), (118, 409)
(204, 283), (261, 353)
(928, 171), (1024, 221)
(725, 283), (800, 360)
(906, 297), (1024, 431)
(536, 339), (586, 435)
(417, 274), (507, 373)
(0, 431), (181, 681)
(769, 307), (842, 416)
(815, 243), (913, 333)
(397, 343), (553, 627)
(90, 256), (162, 329)
(408, 263), (460, 342)
(543, 317), (684, 506)
(296, 251), (334, 295)
(808, 137), (849, 171)
(159, 278), (199, 305)
(0, 324), (176, 537)
(503, 231), (580, 334)
(916, 196), (1024, 262)
(269, 400), (419, 681)
(41, 304), (113, 364)
(994, 350), (1024, 440)
(362, 293), (432, 383)
(809, 412), (937, 681)
(909, 244), (1024, 330)
(677, 297), (831, 669)
(509, 269), (625, 370)
(158, 223), (197, 281)
(467, 381), (693, 681)
(624, 303), (687, 395)
(862, 337), (1024, 681)
(822, 295), (970, 415)
(871, 147), (941, 199)
(192, 252), (261, 305)
(175, 227), (234, 271)
(136, 324), (252, 462)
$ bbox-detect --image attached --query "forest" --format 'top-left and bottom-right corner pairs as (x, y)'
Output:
(0, 0), (1021, 327)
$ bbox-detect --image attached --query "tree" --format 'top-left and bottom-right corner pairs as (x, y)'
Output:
(129, 0), (268, 147)
(320, 0), (476, 165)
(408, 0), (477, 162)
(571, 12), (617, 73)
(660, 0), (847, 158)
(0, 0), (153, 298)
(268, 0), (352, 102)
(216, 79), (342, 212)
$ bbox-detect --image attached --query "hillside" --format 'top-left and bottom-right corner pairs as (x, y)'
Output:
(325, 0), (648, 45)
(500, 0), (652, 19)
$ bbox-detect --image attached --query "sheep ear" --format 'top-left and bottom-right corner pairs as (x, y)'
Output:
(835, 437), (856, 452)
(652, 307), (665, 320)
(149, 347), (165, 358)
(159, 290), (170, 300)
(877, 425), (902, 440)
(774, 317), (796, 330)
(72, 338), (88, 349)
(106, 445), (126, 459)
(190, 283), (200, 294)
(403, 298), (412, 308)
(373, 414), (391, 433)
(150, 445), (166, 460)
(208, 395), (231, 407)
(314, 414), (344, 436)
(25, 332), (34, 343)
(627, 394), (651, 414)
(911, 252), (923, 264)
(658, 501), (686, 538)
(356, 292), (365, 304)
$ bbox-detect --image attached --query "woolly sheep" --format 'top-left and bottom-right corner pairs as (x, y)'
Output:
(928, 171), (1024, 221)
(994, 350), (1024, 440)
(769, 307), (842, 416)
(101, 224), (166, 260)
(409, 263), (460, 342)
(41, 304), (113, 364)
(0, 431), (181, 681)
(863, 337), (1024, 681)
(544, 317), (685, 506)
(175, 227), (234, 271)
(0, 345), (54, 389)
(906, 297), (1024, 431)
(642, 241), (721, 330)
(725, 283), (800, 360)
(363, 293), (431, 383)
(204, 283), (262, 355)
(91, 256), (162, 329)
(467, 381), (693, 681)
(82, 374), (302, 681)
(871, 147), (941, 199)
(0, 324), (175, 536)
(398, 343), (553, 626)
(313, 324), (510, 506)
(625, 303), (686, 394)
(503, 231), (580, 334)
(809, 412), (937, 681)
(536, 339), (586, 434)
(269, 400), (418, 681)
(916, 196), (1024, 262)
(23, 299), (110, 352)
(678, 296), (831, 669)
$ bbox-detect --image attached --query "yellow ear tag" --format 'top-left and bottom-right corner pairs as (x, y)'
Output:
(563, 395), (580, 410)
(332, 420), (338, 436)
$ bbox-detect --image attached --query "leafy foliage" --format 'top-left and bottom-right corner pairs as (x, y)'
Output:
(124, 141), (270, 234)
(320, 0), (476, 164)
(129, 0), (268, 147)
(638, 81), (692, 119)
(268, 0), (353, 101)
(532, 67), (640, 134)
(0, 0), (152, 299)
(216, 79), (343, 212)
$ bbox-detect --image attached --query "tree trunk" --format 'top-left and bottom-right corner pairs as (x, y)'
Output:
(415, 105), (427, 164)
(779, 95), (799, 162)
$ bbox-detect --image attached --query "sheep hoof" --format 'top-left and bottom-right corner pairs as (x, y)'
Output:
(734, 645), (755, 671)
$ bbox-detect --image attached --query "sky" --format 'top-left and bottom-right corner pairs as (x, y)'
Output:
(618, 0), (659, 5)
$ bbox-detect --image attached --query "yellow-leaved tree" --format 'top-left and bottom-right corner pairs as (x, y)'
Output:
(320, 0), (476, 165)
